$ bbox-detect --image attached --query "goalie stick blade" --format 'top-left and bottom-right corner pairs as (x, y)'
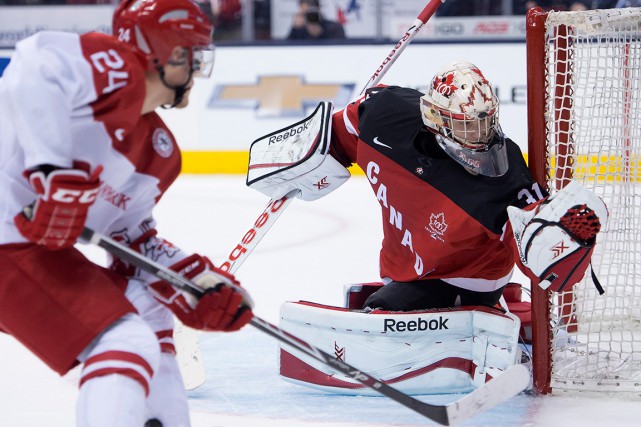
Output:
(174, 322), (206, 390)
(445, 364), (530, 425)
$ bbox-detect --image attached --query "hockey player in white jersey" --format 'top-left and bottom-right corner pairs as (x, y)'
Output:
(0, 1), (253, 426)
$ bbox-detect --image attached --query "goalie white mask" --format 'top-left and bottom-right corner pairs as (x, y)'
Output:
(420, 61), (508, 177)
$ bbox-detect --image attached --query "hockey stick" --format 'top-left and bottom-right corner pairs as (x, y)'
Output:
(218, 0), (449, 274)
(80, 227), (254, 308)
(81, 226), (530, 426)
(173, 190), (296, 390)
(219, 190), (297, 274)
(360, 0), (446, 94)
(180, 0), (449, 388)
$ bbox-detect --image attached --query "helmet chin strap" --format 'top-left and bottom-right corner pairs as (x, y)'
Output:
(156, 65), (194, 109)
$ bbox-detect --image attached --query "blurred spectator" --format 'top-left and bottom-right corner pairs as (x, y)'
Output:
(194, 0), (217, 29)
(195, 0), (242, 41)
(516, 1), (590, 13)
(0, 0), (65, 4)
(569, 1), (591, 9)
(405, 0), (594, 16)
(65, 0), (119, 3)
(287, 0), (345, 40)
(596, 0), (641, 6)
(194, 0), (271, 42)
(0, 0), (117, 3)
(212, 0), (242, 29)
(437, 0), (503, 15)
(254, 0), (271, 40)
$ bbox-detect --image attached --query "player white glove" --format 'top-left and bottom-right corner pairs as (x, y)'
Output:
(507, 180), (608, 292)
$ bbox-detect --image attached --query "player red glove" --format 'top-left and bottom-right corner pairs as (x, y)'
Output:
(14, 162), (102, 250)
(149, 254), (253, 332)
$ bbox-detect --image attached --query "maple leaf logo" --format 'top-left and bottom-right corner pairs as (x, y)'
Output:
(426, 212), (448, 242)
(433, 71), (459, 98)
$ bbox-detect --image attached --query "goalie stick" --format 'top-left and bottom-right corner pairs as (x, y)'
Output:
(177, 0), (449, 389)
(360, 0), (447, 94)
(178, 191), (295, 389)
(81, 227), (530, 426)
(219, 190), (297, 273)
(226, 0), (449, 273)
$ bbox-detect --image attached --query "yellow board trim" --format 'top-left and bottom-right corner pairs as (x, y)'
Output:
(554, 154), (641, 183)
(180, 151), (538, 176)
(181, 150), (367, 175)
(183, 151), (641, 184)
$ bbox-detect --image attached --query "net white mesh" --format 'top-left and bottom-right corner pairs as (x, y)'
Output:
(543, 8), (641, 395)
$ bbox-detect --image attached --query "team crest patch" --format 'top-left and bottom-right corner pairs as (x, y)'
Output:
(426, 212), (448, 242)
(152, 128), (174, 158)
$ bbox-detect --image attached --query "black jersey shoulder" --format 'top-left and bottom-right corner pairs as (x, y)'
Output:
(357, 86), (425, 152)
(356, 86), (538, 234)
(426, 139), (538, 234)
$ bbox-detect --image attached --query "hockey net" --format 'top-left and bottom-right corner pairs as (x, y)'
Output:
(526, 7), (641, 396)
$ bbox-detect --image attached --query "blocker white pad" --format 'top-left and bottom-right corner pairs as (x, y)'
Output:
(246, 102), (350, 201)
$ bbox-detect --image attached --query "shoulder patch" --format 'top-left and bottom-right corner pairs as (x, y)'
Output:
(152, 128), (175, 158)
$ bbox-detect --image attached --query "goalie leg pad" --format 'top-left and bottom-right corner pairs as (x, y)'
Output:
(278, 301), (521, 395)
(500, 283), (532, 343)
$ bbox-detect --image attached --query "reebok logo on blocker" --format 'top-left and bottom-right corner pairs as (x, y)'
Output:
(268, 121), (311, 144)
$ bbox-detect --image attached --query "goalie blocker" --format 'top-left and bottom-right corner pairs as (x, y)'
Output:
(278, 289), (523, 396)
(246, 102), (351, 201)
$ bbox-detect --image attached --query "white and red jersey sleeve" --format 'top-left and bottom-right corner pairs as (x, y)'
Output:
(0, 31), (181, 249)
(0, 31), (145, 170)
(330, 88), (375, 166)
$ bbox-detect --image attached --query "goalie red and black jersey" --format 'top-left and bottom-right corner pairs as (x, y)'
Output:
(331, 86), (546, 291)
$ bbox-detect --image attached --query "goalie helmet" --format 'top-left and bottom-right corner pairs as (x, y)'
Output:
(112, 0), (214, 77)
(420, 61), (508, 177)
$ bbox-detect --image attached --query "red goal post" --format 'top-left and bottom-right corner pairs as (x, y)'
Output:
(526, 7), (641, 396)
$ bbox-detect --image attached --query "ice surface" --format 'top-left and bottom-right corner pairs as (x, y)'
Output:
(2, 175), (641, 426)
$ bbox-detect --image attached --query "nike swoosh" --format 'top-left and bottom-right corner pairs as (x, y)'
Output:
(373, 137), (392, 149)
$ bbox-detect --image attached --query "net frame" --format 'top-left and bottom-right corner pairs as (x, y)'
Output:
(526, 7), (641, 396)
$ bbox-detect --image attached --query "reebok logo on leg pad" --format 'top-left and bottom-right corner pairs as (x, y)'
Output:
(383, 316), (448, 332)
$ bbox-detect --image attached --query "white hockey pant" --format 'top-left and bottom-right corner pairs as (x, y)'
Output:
(76, 313), (160, 427)
(77, 279), (191, 427)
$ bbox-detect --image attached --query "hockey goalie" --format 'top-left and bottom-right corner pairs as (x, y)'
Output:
(246, 62), (608, 395)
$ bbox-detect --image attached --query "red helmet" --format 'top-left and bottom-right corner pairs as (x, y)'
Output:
(113, 0), (213, 72)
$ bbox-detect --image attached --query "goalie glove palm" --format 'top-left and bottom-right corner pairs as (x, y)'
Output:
(149, 254), (253, 331)
(508, 180), (608, 292)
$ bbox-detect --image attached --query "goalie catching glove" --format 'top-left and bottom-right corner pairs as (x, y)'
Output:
(507, 180), (608, 292)
(149, 254), (253, 332)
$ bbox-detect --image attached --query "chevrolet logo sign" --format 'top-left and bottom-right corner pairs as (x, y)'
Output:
(0, 57), (10, 77)
(207, 75), (354, 117)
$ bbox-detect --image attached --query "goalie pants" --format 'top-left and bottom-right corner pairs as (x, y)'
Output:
(363, 279), (504, 311)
